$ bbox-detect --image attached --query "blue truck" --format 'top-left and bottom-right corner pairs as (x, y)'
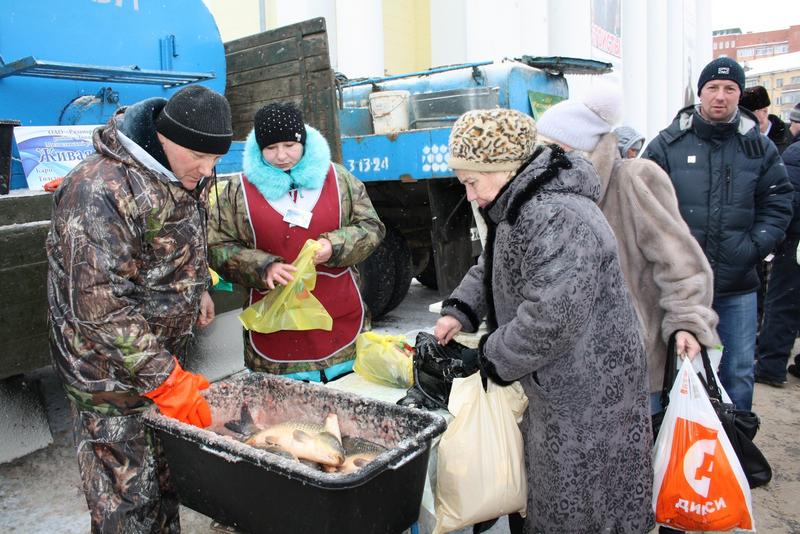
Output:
(0, 2), (608, 378)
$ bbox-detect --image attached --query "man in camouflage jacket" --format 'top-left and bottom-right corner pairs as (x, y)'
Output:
(46, 85), (232, 533)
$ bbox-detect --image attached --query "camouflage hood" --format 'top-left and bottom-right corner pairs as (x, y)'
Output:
(46, 108), (211, 414)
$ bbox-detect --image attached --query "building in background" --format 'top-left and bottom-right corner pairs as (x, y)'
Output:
(744, 51), (800, 121)
(203, 0), (713, 142)
(713, 25), (800, 61)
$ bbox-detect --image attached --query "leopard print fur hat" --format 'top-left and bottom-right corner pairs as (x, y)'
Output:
(448, 108), (538, 172)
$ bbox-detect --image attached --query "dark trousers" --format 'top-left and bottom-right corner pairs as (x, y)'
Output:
(755, 235), (800, 381)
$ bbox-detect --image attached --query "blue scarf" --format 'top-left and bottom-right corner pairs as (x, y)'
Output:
(242, 124), (332, 200)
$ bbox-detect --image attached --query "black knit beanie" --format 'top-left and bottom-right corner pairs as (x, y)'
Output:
(740, 85), (771, 111)
(155, 85), (233, 155)
(254, 103), (307, 150)
(697, 57), (745, 94)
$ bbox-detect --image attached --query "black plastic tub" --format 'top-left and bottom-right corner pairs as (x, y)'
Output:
(143, 372), (446, 534)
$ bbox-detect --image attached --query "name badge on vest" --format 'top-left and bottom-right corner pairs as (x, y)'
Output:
(284, 206), (313, 228)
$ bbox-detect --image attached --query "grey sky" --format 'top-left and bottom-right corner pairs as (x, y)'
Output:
(711, 0), (799, 33)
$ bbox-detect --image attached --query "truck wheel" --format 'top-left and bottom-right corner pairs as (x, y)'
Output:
(383, 230), (413, 315)
(415, 248), (438, 290)
(358, 233), (396, 319)
(358, 228), (412, 319)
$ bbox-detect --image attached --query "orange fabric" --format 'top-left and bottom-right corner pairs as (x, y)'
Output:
(655, 417), (753, 531)
(144, 358), (212, 428)
(43, 178), (64, 192)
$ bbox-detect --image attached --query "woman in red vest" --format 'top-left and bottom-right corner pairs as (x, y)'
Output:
(209, 103), (385, 381)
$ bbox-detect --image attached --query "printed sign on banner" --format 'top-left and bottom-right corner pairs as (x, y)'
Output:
(13, 125), (99, 190)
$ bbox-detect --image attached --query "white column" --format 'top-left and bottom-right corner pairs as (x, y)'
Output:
(666, 0), (685, 117)
(463, 0), (523, 62)
(547, 0), (591, 58)
(646, 0), (669, 141)
(520, 0), (549, 55)
(335, 0), (384, 77)
(694, 0), (713, 87)
(430, 0), (467, 66)
(621, 0), (648, 136)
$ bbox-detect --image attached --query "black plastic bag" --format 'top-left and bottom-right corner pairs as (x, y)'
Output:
(397, 332), (479, 411)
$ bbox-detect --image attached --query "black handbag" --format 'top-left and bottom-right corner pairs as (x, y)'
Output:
(651, 333), (680, 438)
(652, 333), (772, 489)
(396, 332), (479, 411)
(696, 349), (772, 489)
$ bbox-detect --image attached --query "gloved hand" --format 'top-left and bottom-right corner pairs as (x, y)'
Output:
(477, 334), (514, 391)
(144, 358), (212, 428)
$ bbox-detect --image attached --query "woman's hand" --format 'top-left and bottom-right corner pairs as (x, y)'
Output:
(265, 262), (298, 290)
(314, 238), (333, 265)
(675, 330), (701, 360)
(435, 315), (463, 345)
(196, 291), (215, 328)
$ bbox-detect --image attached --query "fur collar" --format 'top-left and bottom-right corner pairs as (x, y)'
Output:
(503, 144), (572, 226)
(588, 132), (620, 198)
(242, 124), (331, 200)
(479, 144), (572, 331)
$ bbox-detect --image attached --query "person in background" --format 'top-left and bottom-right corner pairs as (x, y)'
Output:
(756, 103), (800, 386)
(47, 84), (232, 532)
(642, 57), (793, 411)
(740, 85), (791, 154)
(613, 125), (645, 158)
(536, 83), (720, 426)
(435, 108), (653, 533)
(739, 85), (790, 339)
(208, 102), (384, 381)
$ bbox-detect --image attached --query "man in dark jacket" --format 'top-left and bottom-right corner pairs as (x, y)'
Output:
(756, 103), (800, 385)
(740, 85), (791, 154)
(46, 85), (232, 532)
(642, 57), (793, 411)
(739, 85), (791, 336)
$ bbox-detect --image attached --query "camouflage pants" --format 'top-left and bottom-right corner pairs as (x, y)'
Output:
(73, 408), (180, 533)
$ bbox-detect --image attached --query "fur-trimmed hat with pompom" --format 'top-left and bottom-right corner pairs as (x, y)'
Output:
(447, 108), (538, 172)
(535, 79), (623, 152)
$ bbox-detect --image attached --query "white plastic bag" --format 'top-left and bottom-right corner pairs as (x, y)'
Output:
(652, 358), (755, 531)
(433, 373), (528, 534)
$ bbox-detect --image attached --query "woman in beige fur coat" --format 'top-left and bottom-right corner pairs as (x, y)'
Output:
(536, 85), (719, 416)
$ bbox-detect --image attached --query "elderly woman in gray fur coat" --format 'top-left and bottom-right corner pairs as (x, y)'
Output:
(536, 85), (720, 421)
(435, 108), (654, 533)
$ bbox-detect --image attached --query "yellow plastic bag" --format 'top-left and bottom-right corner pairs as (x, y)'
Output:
(239, 240), (333, 334)
(434, 373), (528, 533)
(353, 332), (414, 388)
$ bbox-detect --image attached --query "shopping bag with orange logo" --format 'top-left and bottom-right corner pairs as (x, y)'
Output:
(652, 357), (755, 531)
(239, 240), (333, 334)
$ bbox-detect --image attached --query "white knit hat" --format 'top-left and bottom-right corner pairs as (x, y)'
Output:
(536, 80), (623, 152)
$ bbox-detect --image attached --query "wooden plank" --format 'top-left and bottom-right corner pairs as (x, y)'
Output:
(0, 261), (47, 318)
(0, 193), (52, 226)
(226, 54), (330, 88)
(226, 39), (301, 74)
(0, 334), (51, 379)
(0, 298), (48, 338)
(227, 61), (301, 89)
(226, 75), (304, 107)
(0, 222), (49, 269)
(301, 33), (329, 59)
(224, 18), (327, 55)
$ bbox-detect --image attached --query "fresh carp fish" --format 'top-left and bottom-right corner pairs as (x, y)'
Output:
(225, 404), (345, 467)
(246, 421), (345, 467)
(339, 436), (387, 474)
